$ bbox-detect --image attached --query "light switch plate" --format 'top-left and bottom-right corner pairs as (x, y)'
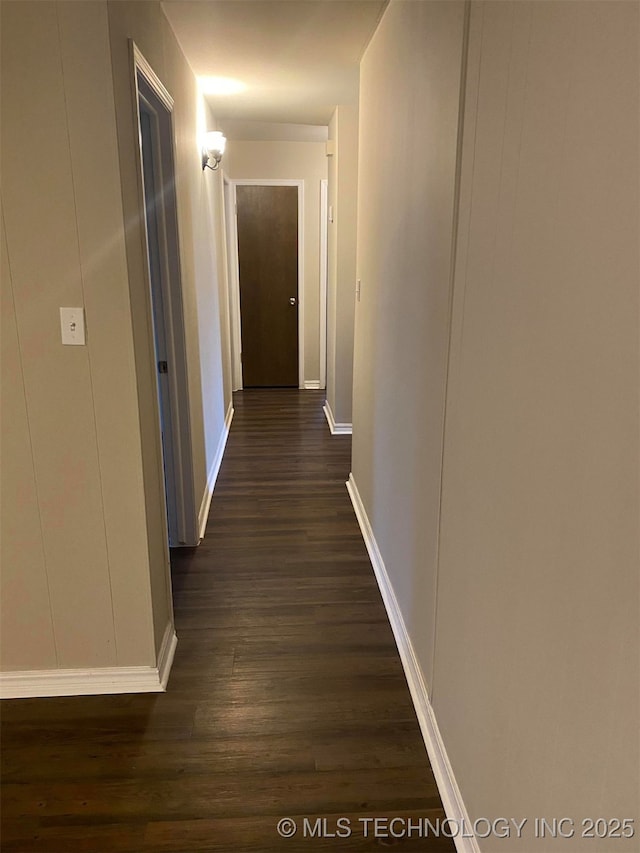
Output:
(60, 307), (85, 345)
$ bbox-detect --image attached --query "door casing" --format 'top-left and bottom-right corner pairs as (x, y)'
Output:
(131, 42), (198, 549)
(319, 178), (328, 391)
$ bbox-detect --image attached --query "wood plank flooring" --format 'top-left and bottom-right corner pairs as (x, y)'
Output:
(1, 391), (453, 852)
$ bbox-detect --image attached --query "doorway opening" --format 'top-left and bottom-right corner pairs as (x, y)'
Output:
(228, 180), (305, 389)
(133, 46), (197, 548)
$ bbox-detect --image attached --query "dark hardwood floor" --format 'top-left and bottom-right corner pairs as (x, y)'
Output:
(1, 391), (453, 852)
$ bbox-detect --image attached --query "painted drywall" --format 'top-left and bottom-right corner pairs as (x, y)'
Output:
(352, 0), (466, 690)
(159, 28), (232, 495)
(1, 212), (58, 670)
(353, 0), (639, 847)
(1, 0), (232, 675)
(1, 0), (155, 669)
(108, 3), (170, 659)
(108, 0), (231, 649)
(223, 140), (328, 384)
(326, 105), (358, 426)
(209, 129), (234, 414)
(433, 1), (639, 843)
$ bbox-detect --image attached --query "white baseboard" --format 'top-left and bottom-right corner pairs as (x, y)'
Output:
(323, 401), (352, 435)
(0, 621), (178, 700)
(304, 380), (321, 390)
(157, 619), (178, 690)
(198, 403), (234, 540)
(346, 473), (480, 853)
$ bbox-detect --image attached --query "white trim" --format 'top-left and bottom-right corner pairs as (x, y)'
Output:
(323, 401), (352, 435)
(197, 404), (234, 540)
(0, 669), (164, 700)
(298, 182), (305, 390)
(346, 474), (480, 853)
(319, 178), (328, 390)
(132, 44), (173, 110)
(0, 622), (178, 699)
(157, 620), (178, 690)
(304, 380), (321, 390)
(229, 179), (305, 388)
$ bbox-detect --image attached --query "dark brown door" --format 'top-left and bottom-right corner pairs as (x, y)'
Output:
(236, 185), (299, 387)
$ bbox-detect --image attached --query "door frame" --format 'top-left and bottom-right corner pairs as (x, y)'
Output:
(319, 179), (328, 390)
(130, 43), (198, 548)
(228, 179), (305, 389)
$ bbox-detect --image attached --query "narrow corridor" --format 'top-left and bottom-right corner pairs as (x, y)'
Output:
(1, 391), (452, 851)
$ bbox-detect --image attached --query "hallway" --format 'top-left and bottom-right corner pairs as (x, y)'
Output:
(1, 391), (452, 852)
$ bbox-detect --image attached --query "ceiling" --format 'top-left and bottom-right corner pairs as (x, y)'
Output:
(162, 1), (387, 132)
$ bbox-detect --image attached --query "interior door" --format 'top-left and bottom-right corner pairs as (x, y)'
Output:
(236, 185), (299, 387)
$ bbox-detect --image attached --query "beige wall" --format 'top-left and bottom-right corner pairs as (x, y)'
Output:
(210, 134), (234, 413)
(434, 1), (639, 842)
(1, 1), (155, 669)
(223, 140), (327, 384)
(0, 0), (231, 673)
(1, 212), (58, 670)
(353, 0), (639, 846)
(326, 105), (358, 425)
(108, 1), (232, 634)
(353, 0), (466, 689)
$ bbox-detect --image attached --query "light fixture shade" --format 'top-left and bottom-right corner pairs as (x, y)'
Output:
(204, 130), (226, 156)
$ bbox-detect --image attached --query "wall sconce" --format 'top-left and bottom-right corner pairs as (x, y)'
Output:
(202, 131), (226, 171)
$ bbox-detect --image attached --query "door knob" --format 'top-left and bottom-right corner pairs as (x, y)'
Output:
(289, 297), (297, 305)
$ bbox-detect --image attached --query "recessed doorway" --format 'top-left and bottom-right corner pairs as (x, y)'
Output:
(133, 45), (197, 549)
